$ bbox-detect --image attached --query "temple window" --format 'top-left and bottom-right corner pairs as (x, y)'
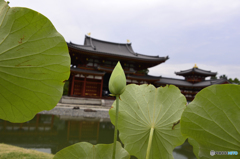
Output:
(86, 63), (93, 67)
(87, 75), (94, 79)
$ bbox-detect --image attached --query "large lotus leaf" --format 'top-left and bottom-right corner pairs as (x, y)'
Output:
(53, 141), (130, 159)
(0, 0), (70, 122)
(188, 138), (200, 159)
(109, 84), (187, 159)
(181, 84), (240, 159)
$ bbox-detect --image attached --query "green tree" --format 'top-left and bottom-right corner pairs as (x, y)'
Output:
(228, 78), (240, 85)
(219, 74), (228, 79)
(233, 78), (240, 85)
(210, 76), (217, 80)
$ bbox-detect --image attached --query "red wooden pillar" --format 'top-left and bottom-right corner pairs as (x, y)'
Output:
(70, 75), (75, 96)
(82, 76), (86, 96)
(100, 77), (103, 98)
(68, 77), (71, 96)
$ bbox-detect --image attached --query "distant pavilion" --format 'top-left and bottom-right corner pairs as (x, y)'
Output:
(155, 64), (229, 101)
(67, 35), (229, 102)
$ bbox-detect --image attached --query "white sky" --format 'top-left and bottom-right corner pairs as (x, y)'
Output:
(8, 0), (240, 79)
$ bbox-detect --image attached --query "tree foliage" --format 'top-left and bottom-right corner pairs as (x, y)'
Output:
(229, 78), (240, 85)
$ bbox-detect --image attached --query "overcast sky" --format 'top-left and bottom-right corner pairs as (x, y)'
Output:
(9, 0), (240, 80)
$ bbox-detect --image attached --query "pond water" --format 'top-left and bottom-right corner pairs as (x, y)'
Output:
(0, 114), (196, 159)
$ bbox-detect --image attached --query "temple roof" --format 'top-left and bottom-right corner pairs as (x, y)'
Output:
(156, 77), (193, 87)
(68, 35), (169, 63)
(175, 67), (217, 77)
(70, 67), (105, 76)
(127, 74), (161, 82)
(155, 77), (229, 87)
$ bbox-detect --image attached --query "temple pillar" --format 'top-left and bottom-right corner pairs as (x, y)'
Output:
(70, 75), (75, 96)
(82, 76), (86, 96)
(100, 77), (103, 98)
(68, 77), (71, 96)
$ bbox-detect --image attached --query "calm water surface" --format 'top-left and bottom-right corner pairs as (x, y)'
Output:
(0, 114), (196, 159)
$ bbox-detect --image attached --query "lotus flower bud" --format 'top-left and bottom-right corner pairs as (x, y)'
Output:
(109, 62), (126, 95)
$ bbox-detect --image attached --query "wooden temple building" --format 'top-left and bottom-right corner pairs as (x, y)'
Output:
(67, 35), (168, 98)
(67, 35), (229, 102)
(155, 64), (229, 101)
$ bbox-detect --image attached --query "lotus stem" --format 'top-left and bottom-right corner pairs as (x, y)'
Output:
(112, 95), (120, 159)
(146, 127), (154, 159)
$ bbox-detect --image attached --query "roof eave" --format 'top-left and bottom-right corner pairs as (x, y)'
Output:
(68, 44), (168, 63)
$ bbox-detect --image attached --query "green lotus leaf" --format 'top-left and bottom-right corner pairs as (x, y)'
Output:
(188, 138), (200, 159)
(109, 61), (126, 96)
(53, 141), (130, 159)
(181, 84), (240, 159)
(0, 0), (70, 122)
(109, 84), (187, 159)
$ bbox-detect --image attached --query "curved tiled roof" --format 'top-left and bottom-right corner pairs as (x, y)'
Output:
(68, 35), (169, 63)
(155, 77), (228, 87)
(175, 68), (217, 77)
(127, 74), (161, 82)
(156, 77), (193, 87)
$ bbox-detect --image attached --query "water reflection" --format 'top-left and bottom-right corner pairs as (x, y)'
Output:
(0, 114), (114, 154)
(0, 114), (196, 159)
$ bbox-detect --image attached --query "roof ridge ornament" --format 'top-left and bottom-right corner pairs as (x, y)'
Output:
(193, 64), (198, 68)
(87, 32), (91, 36)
